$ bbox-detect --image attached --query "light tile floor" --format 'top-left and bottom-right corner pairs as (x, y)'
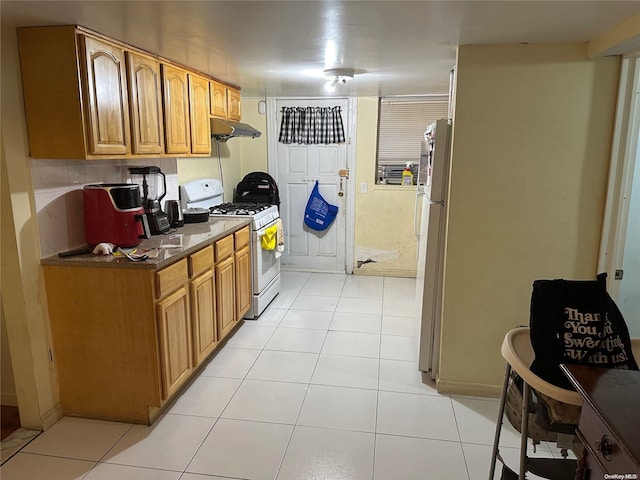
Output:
(0, 272), (565, 479)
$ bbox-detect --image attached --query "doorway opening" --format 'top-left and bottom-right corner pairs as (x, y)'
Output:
(267, 98), (356, 274)
(599, 52), (640, 336)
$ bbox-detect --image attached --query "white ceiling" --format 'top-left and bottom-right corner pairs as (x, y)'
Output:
(3, 1), (640, 98)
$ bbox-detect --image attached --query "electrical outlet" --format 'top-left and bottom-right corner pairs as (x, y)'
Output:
(360, 182), (368, 193)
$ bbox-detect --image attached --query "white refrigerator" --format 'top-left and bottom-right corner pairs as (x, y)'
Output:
(415, 118), (452, 379)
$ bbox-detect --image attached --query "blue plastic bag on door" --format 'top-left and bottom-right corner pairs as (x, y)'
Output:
(304, 181), (338, 231)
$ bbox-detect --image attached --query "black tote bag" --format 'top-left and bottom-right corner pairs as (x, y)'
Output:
(529, 273), (638, 390)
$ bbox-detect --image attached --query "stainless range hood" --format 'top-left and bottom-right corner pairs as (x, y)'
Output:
(210, 118), (261, 142)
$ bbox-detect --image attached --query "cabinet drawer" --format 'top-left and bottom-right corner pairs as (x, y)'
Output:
(189, 245), (213, 278)
(578, 403), (637, 474)
(234, 226), (250, 249)
(215, 235), (234, 262)
(156, 259), (188, 299)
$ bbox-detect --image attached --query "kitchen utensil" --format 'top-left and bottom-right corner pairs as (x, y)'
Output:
(58, 246), (92, 258)
(116, 247), (148, 262)
(128, 166), (171, 234)
(183, 207), (210, 223)
(165, 200), (184, 228)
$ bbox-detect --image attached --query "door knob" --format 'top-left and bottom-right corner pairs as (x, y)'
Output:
(595, 435), (614, 460)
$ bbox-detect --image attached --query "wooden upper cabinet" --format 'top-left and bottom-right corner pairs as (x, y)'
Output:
(161, 64), (191, 155)
(18, 25), (239, 159)
(18, 26), (137, 159)
(210, 81), (228, 118)
(188, 74), (211, 154)
(210, 81), (241, 120)
(126, 52), (164, 155)
(79, 35), (131, 156)
(227, 87), (241, 120)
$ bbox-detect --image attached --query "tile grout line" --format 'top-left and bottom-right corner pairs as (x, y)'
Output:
(449, 396), (473, 480)
(273, 273), (332, 480)
(178, 284), (292, 479)
(6, 274), (437, 479)
(260, 271), (309, 480)
(371, 280), (385, 480)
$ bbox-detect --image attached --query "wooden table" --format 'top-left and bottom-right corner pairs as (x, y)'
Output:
(561, 364), (640, 479)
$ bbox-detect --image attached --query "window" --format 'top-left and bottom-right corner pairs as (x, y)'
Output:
(376, 96), (449, 185)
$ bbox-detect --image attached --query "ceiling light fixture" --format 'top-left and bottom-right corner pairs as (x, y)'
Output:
(323, 68), (355, 92)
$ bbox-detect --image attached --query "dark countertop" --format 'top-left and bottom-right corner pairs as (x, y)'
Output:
(41, 217), (252, 270)
(561, 364), (640, 470)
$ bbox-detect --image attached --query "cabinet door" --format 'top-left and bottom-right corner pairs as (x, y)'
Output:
(189, 74), (211, 154)
(227, 88), (241, 120)
(235, 246), (252, 319)
(126, 52), (164, 154)
(215, 256), (236, 340)
(209, 81), (228, 118)
(157, 287), (192, 399)
(190, 269), (217, 367)
(161, 64), (191, 154)
(80, 35), (131, 155)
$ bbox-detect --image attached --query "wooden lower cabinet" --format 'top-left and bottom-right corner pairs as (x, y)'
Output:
(43, 265), (163, 424)
(235, 245), (251, 319)
(42, 226), (251, 425)
(190, 269), (217, 367)
(157, 287), (192, 399)
(216, 255), (237, 340)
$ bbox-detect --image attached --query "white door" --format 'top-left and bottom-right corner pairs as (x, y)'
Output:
(599, 53), (640, 337)
(275, 98), (349, 272)
(618, 146), (639, 337)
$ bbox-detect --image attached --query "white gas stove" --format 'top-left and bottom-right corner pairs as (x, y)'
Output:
(179, 178), (281, 319)
(209, 203), (279, 230)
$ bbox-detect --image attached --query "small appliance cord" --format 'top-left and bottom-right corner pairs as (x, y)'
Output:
(216, 139), (225, 203)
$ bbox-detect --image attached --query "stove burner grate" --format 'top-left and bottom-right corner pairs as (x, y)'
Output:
(209, 202), (272, 216)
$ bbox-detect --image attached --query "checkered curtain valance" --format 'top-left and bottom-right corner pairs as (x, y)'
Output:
(278, 106), (345, 144)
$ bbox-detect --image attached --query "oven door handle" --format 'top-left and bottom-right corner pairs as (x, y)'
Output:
(255, 221), (278, 238)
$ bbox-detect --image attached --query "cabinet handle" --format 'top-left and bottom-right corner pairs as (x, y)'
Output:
(595, 435), (614, 460)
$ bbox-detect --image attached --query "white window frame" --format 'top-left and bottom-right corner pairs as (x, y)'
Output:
(376, 95), (449, 184)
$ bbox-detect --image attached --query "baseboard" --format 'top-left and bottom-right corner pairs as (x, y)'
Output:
(436, 379), (502, 399)
(1, 393), (18, 407)
(40, 403), (63, 430)
(353, 268), (416, 278)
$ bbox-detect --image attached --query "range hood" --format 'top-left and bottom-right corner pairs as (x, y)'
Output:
(210, 118), (261, 142)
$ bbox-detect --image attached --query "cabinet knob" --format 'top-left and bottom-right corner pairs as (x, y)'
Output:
(595, 435), (614, 460)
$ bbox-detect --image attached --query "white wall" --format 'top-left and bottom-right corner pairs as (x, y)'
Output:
(2, 19), (61, 429)
(177, 98), (269, 203)
(354, 97), (421, 277)
(1, 304), (18, 406)
(31, 158), (178, 258)
(240, 98), (269, 175)
(438, 43), (620, 396)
